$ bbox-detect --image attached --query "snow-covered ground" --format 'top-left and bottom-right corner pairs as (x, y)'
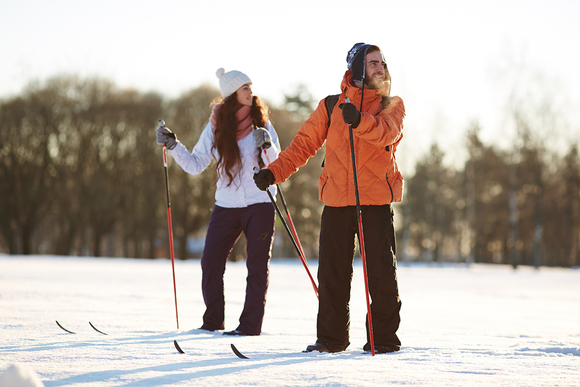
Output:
(1, 255), (579, 386)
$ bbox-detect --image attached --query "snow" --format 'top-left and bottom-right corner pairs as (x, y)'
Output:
(1, 255), (579, 387)
(0, 364), (44, 387)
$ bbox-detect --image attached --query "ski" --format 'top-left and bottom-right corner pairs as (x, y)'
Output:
(172, 341), (246, 358)
(229, 344), (378, 359)
(89, 322), (108, 335)
(56, 321), (108, 335)
(56, 320), (76, 334)
(229, 344), (315, 359)
(231, 343), (249, 359)
(174, 340), (185, 354)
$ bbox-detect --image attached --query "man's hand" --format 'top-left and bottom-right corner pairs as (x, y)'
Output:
(253, 127), (272, 149)
(156, 126), (178, 150)
(253, 169), (275, 191)
(338, 102), (361, 128)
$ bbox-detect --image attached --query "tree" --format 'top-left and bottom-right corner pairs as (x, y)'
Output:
(164, 85), (219, 259)
(462, 125), (511, 264)
(561, 146), (580, 266)
(113, 91), (164, 258)
(405, 143), (457, 261)
(45, 77), (164, 257)
(0, 75), (166, 257)
(0, 84), (60, 254)
(543, 145), (580, 266)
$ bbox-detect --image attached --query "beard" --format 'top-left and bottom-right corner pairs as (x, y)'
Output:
(364, 72), (391, 97)
(364, 72), (386, 90)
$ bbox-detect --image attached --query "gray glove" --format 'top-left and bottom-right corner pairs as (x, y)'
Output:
(253, 127), (272, 149)
(156, 126), (177, 150)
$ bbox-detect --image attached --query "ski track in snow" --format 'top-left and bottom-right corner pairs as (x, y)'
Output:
(1, 255), (579, 387)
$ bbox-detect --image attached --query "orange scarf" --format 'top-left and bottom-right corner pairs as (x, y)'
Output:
(210, 104), (253, 141)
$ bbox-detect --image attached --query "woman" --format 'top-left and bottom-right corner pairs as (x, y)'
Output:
(156, 68), (280, 336)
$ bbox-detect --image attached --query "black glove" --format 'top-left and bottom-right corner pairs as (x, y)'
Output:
(253, 127), (272, 149)
(156, 126), (177, 150)
(338, 102), (361, 128)
(253, 169), (275, 191)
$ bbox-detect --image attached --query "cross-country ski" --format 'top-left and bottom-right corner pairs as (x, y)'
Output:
(230, 343), (248, 359)
(55, 321), (108, 335)
(89, 322), (108, 335)
(55, 321), (75, 334)
(173, 340), (185, 354)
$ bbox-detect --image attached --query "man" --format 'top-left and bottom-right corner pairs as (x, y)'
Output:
(254, 43), (405, 353)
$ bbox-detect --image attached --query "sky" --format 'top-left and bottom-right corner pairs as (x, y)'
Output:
(2, 0), (580, 172)
(1, 255), (580, 386)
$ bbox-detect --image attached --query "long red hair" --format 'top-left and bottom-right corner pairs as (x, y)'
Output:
(211, 94), (269, 186)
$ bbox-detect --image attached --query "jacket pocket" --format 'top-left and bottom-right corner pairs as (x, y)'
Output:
(319, 174), (329, 202)
(385, 173), (394, 203)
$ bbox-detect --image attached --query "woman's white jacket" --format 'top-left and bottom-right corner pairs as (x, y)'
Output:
(169, 121), (280, 208)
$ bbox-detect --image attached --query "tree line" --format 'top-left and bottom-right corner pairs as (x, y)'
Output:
(1, 76), (578, 267)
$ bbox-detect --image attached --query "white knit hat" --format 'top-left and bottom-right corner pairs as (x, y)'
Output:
(216, 68), (252, 98)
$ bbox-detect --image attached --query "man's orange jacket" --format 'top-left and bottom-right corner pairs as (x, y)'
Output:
(267, 70), (405, 207)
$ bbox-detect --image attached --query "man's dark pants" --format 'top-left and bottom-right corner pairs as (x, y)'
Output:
(316, 204), (402, 351)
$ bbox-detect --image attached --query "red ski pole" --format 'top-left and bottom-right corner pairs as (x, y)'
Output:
(159, 119), (179, 330)
(277, 186), (318, 299)
(261, 149), (318, 299)
(345, 98), (374, 356)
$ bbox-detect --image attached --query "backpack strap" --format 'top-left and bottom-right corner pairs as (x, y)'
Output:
(321, 94), (340, 167)
(325, 94), (340, 128)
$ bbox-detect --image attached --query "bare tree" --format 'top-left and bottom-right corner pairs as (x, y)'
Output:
(163, 85), (219, 259)
(0, 83), (61, 254)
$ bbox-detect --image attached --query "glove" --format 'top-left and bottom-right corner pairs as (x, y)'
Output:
(253, 169), (275, 191)
(338, 102), (361, 128)
(253, 127), (272, 149)
(156, 126), (177, 150)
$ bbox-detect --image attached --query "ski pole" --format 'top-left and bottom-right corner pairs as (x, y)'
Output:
(276, 187), (318, 298)
(253, 167), (318, 299)
(345, 98), (375, 356)
(260, 149), (319, 299)
(159, 119), (179, 330)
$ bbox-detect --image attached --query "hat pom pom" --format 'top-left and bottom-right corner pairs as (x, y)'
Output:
(216, 68), (225, 79)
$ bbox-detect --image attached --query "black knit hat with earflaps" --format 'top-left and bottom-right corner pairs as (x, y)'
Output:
(346, 43), (371, 84)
